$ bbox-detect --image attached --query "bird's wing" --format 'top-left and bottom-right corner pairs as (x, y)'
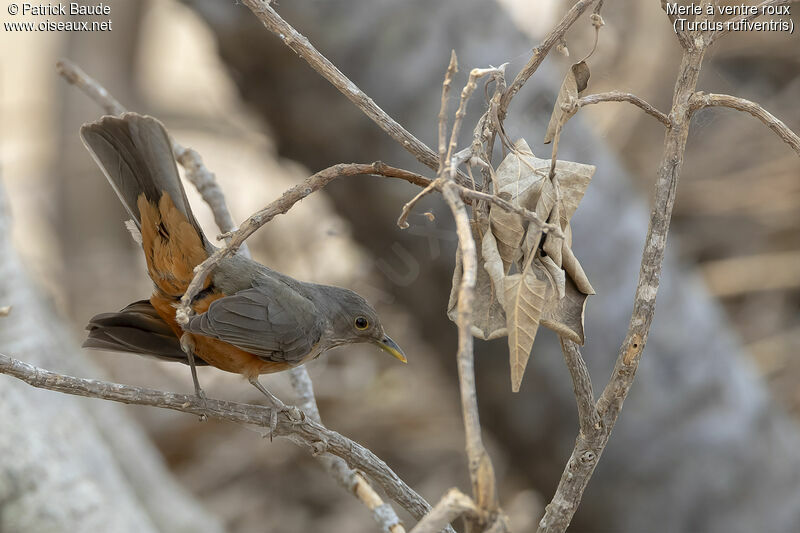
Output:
(185, 285), (324, 364)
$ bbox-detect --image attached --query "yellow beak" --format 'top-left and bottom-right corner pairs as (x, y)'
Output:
(377, 335), (407, 363)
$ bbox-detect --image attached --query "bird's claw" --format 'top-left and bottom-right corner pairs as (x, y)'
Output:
(195, 388), (209, 422)
(263, 408), (278, 441)
(286, 406), (305, 424)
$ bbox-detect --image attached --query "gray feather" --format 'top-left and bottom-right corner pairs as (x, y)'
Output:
(84, 300), (206, 365)
(80, 113), (205, 241)
(186, 284), (324, 364)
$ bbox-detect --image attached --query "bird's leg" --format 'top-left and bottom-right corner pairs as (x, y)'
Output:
(180, 333), (208, 421)
(248, 376), (288, 439)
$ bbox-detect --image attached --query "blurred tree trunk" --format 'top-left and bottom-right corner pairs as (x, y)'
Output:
(185, 1), (800, 532)
(0, 181), (224, 532)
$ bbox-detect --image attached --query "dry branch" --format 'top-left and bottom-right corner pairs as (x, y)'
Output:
(578, 91), (671, 127)
(689, 92), (800, 156)
(559, 338), (599, 438)
(442, 185), (498, 517)
(0, 352), (438, 526)
(499, 0), (599, 117)
(660, 0), (693, 49)
(409, 489), (481, 533)
(239, 0), (442, 175)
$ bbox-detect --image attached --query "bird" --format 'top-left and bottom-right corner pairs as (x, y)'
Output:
(79, 112), (406, 406)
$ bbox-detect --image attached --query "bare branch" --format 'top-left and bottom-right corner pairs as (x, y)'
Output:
(559, 339), (599, 437)
(689, 92), (800, 156)
(439, 51), (459, 170)
(409, 489), (481, 533)
(659, 0), (694, 49)
(178, 162), (430, 325)
(448, 66), (506, 174)
(499, 0), (598, 116)
(578, 91), (671, 127)
(0, 352), (441, 527)
(56, 59), (125, 115)
(174, 146), (246, 248)
(441, 183), (499, 518)
(239, 0), (444, 176)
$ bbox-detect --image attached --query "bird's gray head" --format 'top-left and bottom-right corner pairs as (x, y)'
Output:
(311, 285), (406, 363)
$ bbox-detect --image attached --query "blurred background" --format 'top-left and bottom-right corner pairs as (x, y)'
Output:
(1, 1), (799, 532)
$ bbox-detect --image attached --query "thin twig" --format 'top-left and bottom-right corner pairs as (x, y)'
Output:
(447, 66), (506, 177)
(56, 59), (125, 115)
(398, 54), (462, 230)
(578, 91), (671, 127)
(559, 338), (599, 437)
(177, 162), (430, 325)
(0, 353), (438, 527)
(439, 52), (459, 170)
(408, 489), (481, 533)
(659, 0), (693, 49)
(689, 92), (800, 156)
(441, 184), (500, 525)
(240, 0), (469, 186)
(499, 0), (598, 117)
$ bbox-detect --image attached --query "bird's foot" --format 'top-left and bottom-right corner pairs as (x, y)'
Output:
(267, 409), (278, 441)
(285, 406), (305, 424)
(195, 387), (209, 422)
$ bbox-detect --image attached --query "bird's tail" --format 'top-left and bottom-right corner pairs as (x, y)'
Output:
(80, 113), (206, 243)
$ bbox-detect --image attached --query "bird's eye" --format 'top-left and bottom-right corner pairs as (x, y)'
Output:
(354, 316), (369, 330)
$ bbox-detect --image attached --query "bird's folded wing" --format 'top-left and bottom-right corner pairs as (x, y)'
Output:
(185, 285), (324, 364)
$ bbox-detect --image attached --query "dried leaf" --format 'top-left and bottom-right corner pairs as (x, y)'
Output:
(489, 194), (524, 273)
(504, 262), (549, 392)
(482, 229), (507, 309)
(541, 273), (589, 344)
(555, 163), (593, 227)
(544, 61), (590, 145)
(494, 140), (549, 209)
(562, 244), (595, 295)
(448, 221), (507, 340)
(495, 140), (593, 223)
(540, 255), (566, 299)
